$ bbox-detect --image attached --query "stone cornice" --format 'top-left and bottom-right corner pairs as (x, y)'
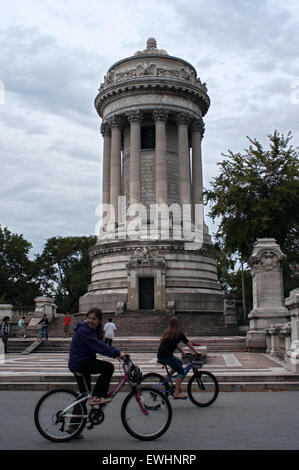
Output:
(95, 79), (210, 117)
(89, 240), (213, 260)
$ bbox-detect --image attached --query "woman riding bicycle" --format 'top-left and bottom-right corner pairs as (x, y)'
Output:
(68, 308), (127, 406)
(158, 316), (201, 399)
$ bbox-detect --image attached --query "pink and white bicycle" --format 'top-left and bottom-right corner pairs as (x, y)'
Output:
(34, 355), (172, 442)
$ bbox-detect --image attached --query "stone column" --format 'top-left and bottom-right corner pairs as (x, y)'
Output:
(246, 238), (290, 352)
(224, 294), (238, 333)
(100, 121), (111, 208)
(177, 112), (192, 231)
(0, 304), (13, 321)
(177, 112), (192, 207)
(153, 109), (169, 205)
(191, 118), (205, 206)
(110, 115), (122, 222)
(127, 110), (142, 205)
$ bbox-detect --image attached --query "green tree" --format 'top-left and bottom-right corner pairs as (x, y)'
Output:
(0, 226), (41, 306)
(36, 235), (96, 314)
(204, 131), (299, 297)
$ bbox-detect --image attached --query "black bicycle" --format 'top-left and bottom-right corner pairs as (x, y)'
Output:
(142, 353), (219, 407)
(34, 355), (172, 442)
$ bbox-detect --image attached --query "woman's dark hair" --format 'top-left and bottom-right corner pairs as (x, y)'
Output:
(2, 316), (10, 323)
(87, 308), (103, 340)
(160, 316), (182, 342)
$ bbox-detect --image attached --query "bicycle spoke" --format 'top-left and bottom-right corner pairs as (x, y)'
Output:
(187, 372), (219, 407)
(34, 389), (87, 442)
(121, 387), (172, 440)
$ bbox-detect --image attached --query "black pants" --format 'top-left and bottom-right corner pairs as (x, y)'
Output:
(74, 358), (114, 398)
(104, 337), (113, 346)
(2, 335), (8, 353)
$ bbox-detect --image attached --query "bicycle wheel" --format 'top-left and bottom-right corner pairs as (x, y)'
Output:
(187, 371), (219, 407)
(34, 389), (87, 442)
(141, 373), (172, 396)
(121, 386), (172, 441)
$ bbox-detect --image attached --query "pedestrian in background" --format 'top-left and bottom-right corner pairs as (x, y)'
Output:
(64, 313), (72, 338)
(1, 316), (10, 354)
(37, 314), (49, 341)
(17, 316), (26, 338)
(103, 318), (116, 346)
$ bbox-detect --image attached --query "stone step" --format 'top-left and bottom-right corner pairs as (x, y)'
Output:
(7, 337), (248, 353)
(1, 380), (299, 392)
(1, 373), (298, 384)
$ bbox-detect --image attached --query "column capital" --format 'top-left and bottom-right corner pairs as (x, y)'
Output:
(176, 111), (192, 126)
(191, 117), (205, 138)
(100, 121), (111, 136)
(153, 109), (169, 123)
(110, 115), (123, 129)
(126, 110), (143, 124)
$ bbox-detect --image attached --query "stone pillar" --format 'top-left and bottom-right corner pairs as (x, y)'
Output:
(246, 238), (290, 352)
(224, 294), (238, 333)
(191, 118), (205, 207)
(0, 304), (13, 322)
(153, 109), (169, 205)
(110, 115), (122, 222)
(100, 121), (111, 208)
(127, 110), (142, 205)
(285, 289), (299, 372)
(177, 112), (192, 207)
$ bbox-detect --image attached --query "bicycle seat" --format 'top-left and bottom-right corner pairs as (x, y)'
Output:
(73, 371), (84, 377)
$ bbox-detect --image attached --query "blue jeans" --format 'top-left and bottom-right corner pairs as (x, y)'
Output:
(158, 356), (185, 378)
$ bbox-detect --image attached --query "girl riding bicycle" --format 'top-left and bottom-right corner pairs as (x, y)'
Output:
(68, 308), (127, 407)
(158, 316), (201, 399)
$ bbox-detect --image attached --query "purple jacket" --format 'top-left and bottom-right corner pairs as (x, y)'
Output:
(68, 321), (121, 372)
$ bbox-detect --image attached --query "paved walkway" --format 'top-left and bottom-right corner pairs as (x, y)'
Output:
(0, 350), (289, 377)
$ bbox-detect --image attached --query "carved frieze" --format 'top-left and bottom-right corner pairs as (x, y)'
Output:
(99, 63), (206, 92)
(127, 247), (166, 271)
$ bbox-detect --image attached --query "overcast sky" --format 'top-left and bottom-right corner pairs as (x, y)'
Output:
(0, 0), (298, 256)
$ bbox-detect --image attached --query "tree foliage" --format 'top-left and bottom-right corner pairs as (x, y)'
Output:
(203, 131), (299, 297)
(204, 131), (299, 258)
(0, 226), (41, 306)
(36, 235), (96, 313)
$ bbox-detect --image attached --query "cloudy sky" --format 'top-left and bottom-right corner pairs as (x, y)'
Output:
(0, 0), (298, 256)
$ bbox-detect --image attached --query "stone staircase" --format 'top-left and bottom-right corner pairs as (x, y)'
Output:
(45, 310), (241, 338)
(7, 336), (248, 354)
(4, 337), (299, 392)
(1, 363), (299, 393)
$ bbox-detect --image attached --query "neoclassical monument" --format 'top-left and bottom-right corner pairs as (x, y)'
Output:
(79, 39), (224, 331)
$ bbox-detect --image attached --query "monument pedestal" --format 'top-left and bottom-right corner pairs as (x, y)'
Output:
(246, 239), (290, 351)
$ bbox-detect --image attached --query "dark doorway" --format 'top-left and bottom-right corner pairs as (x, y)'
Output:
(139, 277), (155, 310)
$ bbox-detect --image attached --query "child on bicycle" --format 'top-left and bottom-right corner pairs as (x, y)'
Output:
(68, 308), (127, 406)
(158, 316), (201, 399)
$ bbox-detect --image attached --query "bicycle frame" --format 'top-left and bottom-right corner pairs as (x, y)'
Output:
(156, 359), (202, 391)
(62, 364), (149, 419)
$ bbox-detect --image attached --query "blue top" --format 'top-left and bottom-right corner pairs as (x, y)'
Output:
(68, 321), (121, 372)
